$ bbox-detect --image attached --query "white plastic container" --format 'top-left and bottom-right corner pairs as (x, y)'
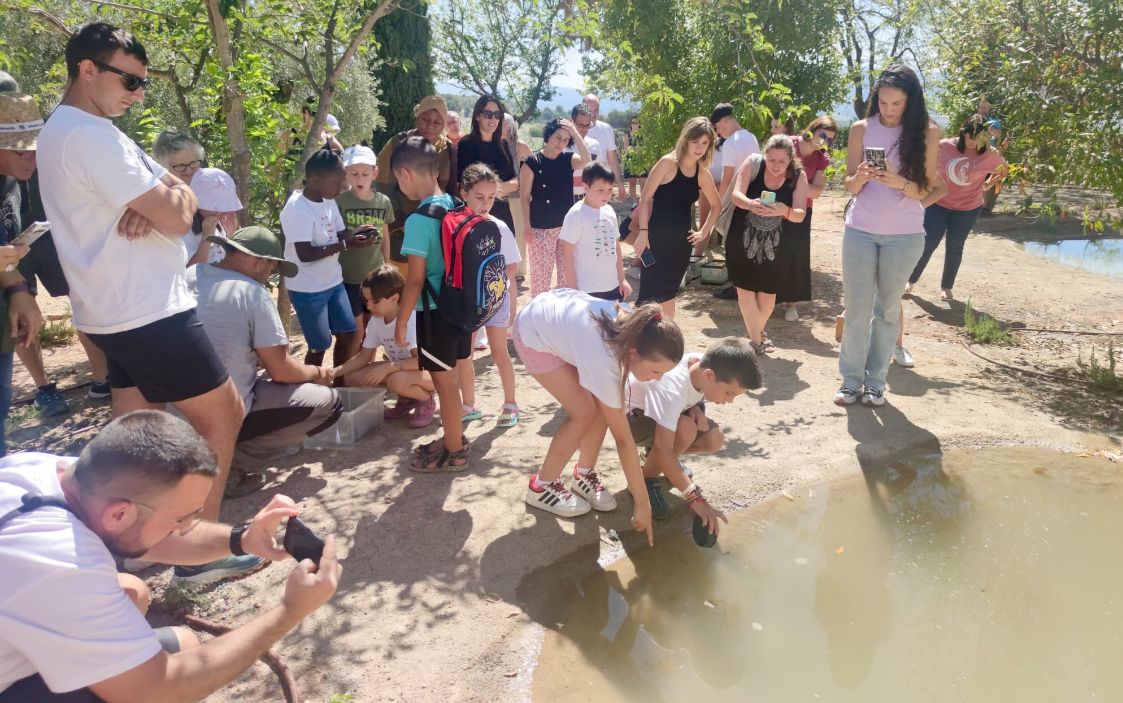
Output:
(303, 387), (385, 450)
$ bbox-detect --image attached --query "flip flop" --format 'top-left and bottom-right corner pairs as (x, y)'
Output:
(496, 403), (520, 428)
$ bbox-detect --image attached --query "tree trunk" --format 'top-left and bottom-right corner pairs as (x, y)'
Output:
(204, 0), (253, 227)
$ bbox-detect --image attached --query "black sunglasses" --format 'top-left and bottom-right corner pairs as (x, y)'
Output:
(479, 109), (503, 121)
(92, 60), (149, 92)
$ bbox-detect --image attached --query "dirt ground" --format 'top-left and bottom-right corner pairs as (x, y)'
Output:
(9, 192), (1123, 702)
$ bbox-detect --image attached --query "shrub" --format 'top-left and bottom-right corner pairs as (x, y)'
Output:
(964, 298), (1014, 345)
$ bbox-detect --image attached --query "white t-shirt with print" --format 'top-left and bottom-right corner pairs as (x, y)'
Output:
(362, 310), (416, 361)
(493, 216), (521, 265)
(515, 288), (626, 408)
(0, 453), (161, 694)
(36, 106), (196, 334)
(588, 120), (617, 156)
(626, 355), (704, 431)
(280, 191), (346, 293)
(722, 129), (762, 175)
(564, 135), (601, 195)
(558, 200), (620, 293)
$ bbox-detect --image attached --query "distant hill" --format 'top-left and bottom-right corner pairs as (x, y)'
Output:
(436, 81), (635, 116)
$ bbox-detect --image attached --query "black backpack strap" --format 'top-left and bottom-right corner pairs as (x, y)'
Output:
(0, 493), (76, 530)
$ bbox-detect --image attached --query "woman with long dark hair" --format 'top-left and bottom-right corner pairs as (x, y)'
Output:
(455, 94), (519, 231)
(835, 65), (946, 408)
(778, 115), (838, 321)
(905, 114), (1006, 301)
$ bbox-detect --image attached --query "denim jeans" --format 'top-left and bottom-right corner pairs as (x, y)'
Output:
(0, 351), (12, 456)
(840, 227), (924, 392)
(910, 204), (984, 289)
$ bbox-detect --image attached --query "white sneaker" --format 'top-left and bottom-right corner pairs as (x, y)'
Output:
(474, 328), (488, 350)
(784, 306), (798, 321)
(893, 345), (915, 368)
(834, 386), (861, 405)
(861, 387), (887, 407)
(570, 466), (617, 511)
(526, 475), (591, 517)
(904, 281), (914, 295)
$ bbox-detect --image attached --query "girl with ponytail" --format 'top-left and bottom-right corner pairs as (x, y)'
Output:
(512, 288), (684, 542)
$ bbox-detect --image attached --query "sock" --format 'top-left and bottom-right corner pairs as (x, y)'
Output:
(575, 465), (594, 477)
(530, 474), (549, 490)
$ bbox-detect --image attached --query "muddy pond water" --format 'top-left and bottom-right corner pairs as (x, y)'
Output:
(530, 448), (1123, 702)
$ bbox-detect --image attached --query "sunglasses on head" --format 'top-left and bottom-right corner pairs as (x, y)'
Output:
(479, 110), (503, 120)
(92, 60), (149, 92)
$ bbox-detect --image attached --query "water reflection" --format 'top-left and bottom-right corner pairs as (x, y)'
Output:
(1023, 237), (1123, 279)
(531, 449), (1123, 702)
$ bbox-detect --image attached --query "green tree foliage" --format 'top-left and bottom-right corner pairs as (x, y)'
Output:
(370, 0), (434, 147)
(566, 0), (845, 173)
(432, 0), (569, 123)
(929, 0), (1123, 203)
(838, 0), (922, 119)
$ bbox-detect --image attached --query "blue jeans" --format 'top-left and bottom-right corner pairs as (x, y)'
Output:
(840, 227), (924, 392)
(0, 352), (12, 456)
(910, 204), (984, 289)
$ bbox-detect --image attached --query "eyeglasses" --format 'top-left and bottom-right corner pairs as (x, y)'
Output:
(171, 159), (203, 174)
(92, 60), (150, 92)
(574, 121), (592, 129)
(479, 110), (503, 121)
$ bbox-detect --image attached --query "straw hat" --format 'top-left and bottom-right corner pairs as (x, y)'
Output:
(0, 92), (43, 151)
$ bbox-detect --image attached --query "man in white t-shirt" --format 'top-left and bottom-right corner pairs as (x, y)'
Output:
(710, 102), (761, 202)
(35, 24), (246, 561)
(0, 411), (341, 703)
(582, 94), (626, 198)
(187, 226), (342, 492)
(559, 162), (630, 301)
(626, 337), (762, 534)
(563, 103), (601, 198)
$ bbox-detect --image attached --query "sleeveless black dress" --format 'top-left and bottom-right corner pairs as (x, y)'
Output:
(637, 165), (699, 305)
(726, 166), (800, 294)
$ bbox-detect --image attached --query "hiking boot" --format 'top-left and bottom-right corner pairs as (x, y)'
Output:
(33, 383), (69, 416)
(570, 466), (617, 512)
(834, 386), (861, 406)
(525, 475), (590, 518)
(170, 554), (267, 588)
(645, 477), (670, 520)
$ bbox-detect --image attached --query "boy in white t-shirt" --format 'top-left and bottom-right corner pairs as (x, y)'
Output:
(626, 337), (761, 525)
(560, 162), (630, 302)
(332, 265), (435, 429)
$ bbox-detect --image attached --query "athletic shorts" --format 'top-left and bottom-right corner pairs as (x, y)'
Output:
(85, 309), (229, 404)
(589, 288), (623, 302)
(510, 318), (566, 375)
(288, 283), (358, 352)
(342, 282), (366, 318)
(16, 234), (69, 297)
(483, 292), (512, 328)
(0, 627), (182, 702)
(415, 309), (472, 373)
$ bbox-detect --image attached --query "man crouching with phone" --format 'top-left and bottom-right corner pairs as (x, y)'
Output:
(0, 411), (342, 703)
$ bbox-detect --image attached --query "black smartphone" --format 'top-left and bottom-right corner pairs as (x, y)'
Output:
(283, 517), (325, 564)
(865, 147), (887, 170)
(640, 248), (656, 267)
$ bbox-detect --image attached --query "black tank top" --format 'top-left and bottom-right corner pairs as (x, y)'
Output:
(525, 150), (574, 229)
(650, 164), (700, 233)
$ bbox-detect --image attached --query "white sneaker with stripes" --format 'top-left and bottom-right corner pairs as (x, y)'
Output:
(525, 475), (590, 517)
(570, 466), (617, 511)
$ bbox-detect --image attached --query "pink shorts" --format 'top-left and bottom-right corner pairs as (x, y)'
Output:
(511, 319), (567, 375)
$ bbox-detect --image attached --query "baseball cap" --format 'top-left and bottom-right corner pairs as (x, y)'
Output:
(326, 114), (341, 134)
(190, 168), (244, 212)
(343, 145), (378, 168)
(207, 226), (298, 278)
(413, 95), (448, 123)
(0, 92), (43, 151)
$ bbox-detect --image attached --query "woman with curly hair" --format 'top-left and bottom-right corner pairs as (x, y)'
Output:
(835, 65), (947, 408)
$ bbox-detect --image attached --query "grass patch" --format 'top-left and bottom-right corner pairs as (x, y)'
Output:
(5, 404), (41, 433)
(160, 583), (211, 614)
(964, 298), (1014, 345)
(327, 694), (356, 703)
(1076, 342), (1123, 392)
(39, 313), (77, 348)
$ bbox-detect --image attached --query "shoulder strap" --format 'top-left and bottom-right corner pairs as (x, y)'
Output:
(0, 493), (76, 530)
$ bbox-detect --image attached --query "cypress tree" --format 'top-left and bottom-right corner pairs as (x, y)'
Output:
(369, 0), (435, 148)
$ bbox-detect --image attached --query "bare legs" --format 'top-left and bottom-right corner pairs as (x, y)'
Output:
(531, 364), (596, 483)
(735, 287), (777, 345)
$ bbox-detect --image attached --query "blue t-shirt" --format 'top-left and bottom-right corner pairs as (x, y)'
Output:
(400, 193), (455, 312)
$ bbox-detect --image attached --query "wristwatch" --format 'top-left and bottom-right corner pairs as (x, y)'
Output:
(229, 521), (251, 556)
(3, 281), (30, 299)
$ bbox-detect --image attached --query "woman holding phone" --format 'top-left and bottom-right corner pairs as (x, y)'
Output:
(836, 65), (946, 408)
(726, 135), (808, 354)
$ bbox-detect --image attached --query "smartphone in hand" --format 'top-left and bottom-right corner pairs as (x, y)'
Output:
(760, 191), (776, 207)
(865, 148), (887, 170)
(283, 517), (326, 564)
(10, 221), (50, 248)
(639, 248), (656, 267)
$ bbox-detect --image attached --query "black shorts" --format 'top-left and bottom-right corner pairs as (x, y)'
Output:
(342, 282), (365, 318)
(16, 234), (69, 297)
(589, 288), (624, 302)
(85, 309), (229, 404)
(415, 309), (472, 373)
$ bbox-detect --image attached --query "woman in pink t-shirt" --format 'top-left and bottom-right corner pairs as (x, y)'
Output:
(906, 115), (1006, 300)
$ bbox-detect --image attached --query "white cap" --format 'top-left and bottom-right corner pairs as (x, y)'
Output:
(190, 167), (243, 212)
(343, 145), (378, 168)
(326, 114), (341, 133)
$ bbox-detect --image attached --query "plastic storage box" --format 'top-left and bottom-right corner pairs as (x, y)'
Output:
(303, 387), (385, 450)
(700, 262), (729, 285)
